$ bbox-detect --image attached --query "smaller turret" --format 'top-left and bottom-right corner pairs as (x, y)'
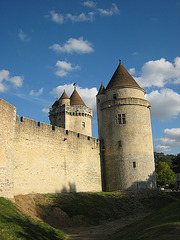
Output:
(59, 90), (70, 106)
(49, 88), (93, 136)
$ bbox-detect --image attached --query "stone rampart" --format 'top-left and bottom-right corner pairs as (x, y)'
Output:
(0, 98), (102, 198)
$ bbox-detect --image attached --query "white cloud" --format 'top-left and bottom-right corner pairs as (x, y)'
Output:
(83, 1), (96, 8)
(129, 68), (136, 75)
(55, 60), (80, 77)
(49, 10), (64, 24)
(155, 128), (180, 152)
(155, 145), (172, 152)
(66, 12), (95, 23)
(0, 69), (23, 92)
(146, 88), (180, 120)
(29, 88), (43, 96)
(10, 76), (23, 87)
(48, 3), (119, 24)
(18, 29), (31, 41)
(51, 83), (98, 113)
(42, 108), (49, 113)
(134, 57), (180, 87)
(49, 37), (94, 54)
(98, 3), (119, 16)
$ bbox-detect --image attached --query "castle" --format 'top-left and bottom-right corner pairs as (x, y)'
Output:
(0, 62), (156, 199)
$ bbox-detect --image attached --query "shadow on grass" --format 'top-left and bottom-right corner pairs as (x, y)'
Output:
(1, 214), (65, 240)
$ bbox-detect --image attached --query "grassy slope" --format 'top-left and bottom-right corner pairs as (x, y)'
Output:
(0, 197), (66, 240)
(43, 189), (176, 225)
(111, 194), (180, 240)
(1, 190), (179, 239)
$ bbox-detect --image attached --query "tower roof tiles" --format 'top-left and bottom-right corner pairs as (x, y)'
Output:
(70, 89), (86, 106)
(106, 62), (142, 91)
(59, 90), (69, 100)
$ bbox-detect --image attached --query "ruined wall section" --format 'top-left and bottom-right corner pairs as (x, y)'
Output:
(14, 117), (101, 195)
(0, 99), (16, 198)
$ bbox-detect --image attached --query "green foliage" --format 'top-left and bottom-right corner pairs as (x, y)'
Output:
(112, 199), (180, 240)
(154, 152), (174, 168)
(0, 197), (66, 240)
(172, 153), (180, 173)
(156, 161), (176, 186)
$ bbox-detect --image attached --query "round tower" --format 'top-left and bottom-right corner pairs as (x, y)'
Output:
(97, 61), (156, 191)
(49, 88), (93, 136)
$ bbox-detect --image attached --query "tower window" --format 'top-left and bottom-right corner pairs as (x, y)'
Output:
(82, 121), (86, 128)
(118, 141), (122, 147)
(117, 114), (126, 124)
(133, 162), (136, 168)
(113, 94), (117, 100)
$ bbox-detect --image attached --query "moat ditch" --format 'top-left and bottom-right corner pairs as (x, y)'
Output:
(14, 190), (179, 240)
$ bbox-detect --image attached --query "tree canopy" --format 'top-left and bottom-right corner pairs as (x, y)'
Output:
(155, 161), (176, 186)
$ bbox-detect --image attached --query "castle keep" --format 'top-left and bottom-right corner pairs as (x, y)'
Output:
(0, 62), (156, 199)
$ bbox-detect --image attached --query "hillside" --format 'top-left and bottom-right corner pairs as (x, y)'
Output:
(0, 197), (66, 240)
(13, 189), (179, 239)
(0, 190), (179, 239)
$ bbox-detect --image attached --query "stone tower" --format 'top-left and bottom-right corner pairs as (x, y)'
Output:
(97, 61), (156, 191)
(49, 88), (93, 136)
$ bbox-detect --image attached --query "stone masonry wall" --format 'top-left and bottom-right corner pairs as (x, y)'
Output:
(0, 99), (102, 198)
(0, 99), (16, 199)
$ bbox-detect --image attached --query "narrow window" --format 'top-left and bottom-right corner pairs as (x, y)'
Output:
(77, 133), (80, 138)
(113, 93), (117, 100)
(82, 121), (86, 128)
(118, 141), (122, 147)
(66, 130), (68, 135)
(133, 162), (136, 168)
(52, 126), (55, 131)
(117, 114), (126, 124)
(122, 114), (126, 124)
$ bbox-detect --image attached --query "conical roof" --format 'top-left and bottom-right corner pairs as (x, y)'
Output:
(70, 89), (86, 106)
(59, 90), (69, 100)
(97, 83), (105, 95)
(52, 99), (59, 107)
(106, 62), (142, 90)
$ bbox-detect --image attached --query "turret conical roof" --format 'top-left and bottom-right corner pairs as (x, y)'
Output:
(70, 89), (86, 106)
(97, 83), (105, 95)
(106, 62), (142, 90)
(59, 90), (69, 100)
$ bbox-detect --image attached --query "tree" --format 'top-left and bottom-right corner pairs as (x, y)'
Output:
(154, 152), (174, 169)
(156, 161), (176, 186)
(172, 153), (180, 173)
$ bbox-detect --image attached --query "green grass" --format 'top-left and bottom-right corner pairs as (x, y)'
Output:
(0, 197), (66, 240)
(112, 198), (180, 240)
(43, 189), (176, 225)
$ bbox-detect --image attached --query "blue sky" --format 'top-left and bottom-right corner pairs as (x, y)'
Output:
(0, 0), (180, 154)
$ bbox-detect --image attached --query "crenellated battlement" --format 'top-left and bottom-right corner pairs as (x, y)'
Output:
(16, 115), (98, 146)
(0, 98), (101, 198)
